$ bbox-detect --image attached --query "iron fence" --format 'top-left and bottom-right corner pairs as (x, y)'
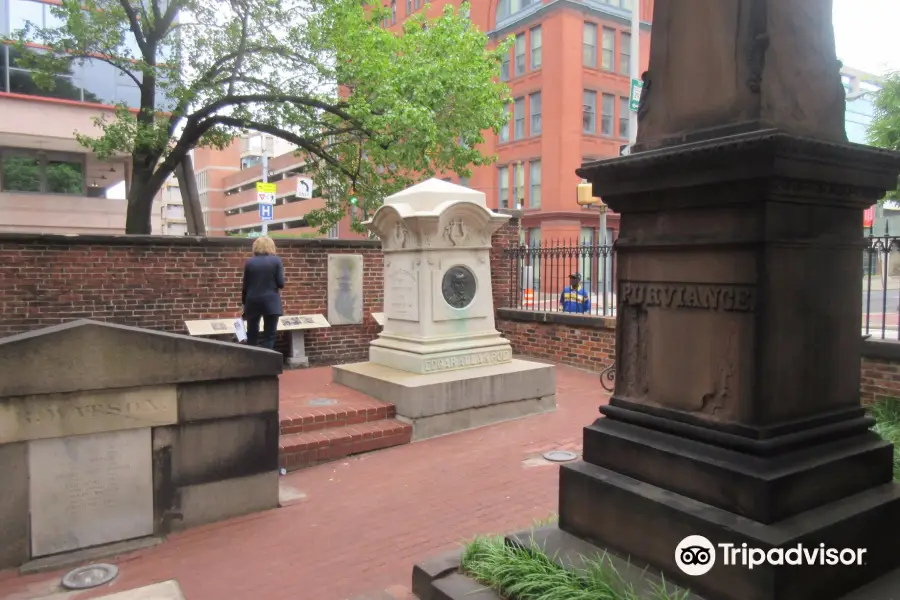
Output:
(505, 240), (617, 316)
(504, 232), (900, 342)
(863, 228), (900, 341)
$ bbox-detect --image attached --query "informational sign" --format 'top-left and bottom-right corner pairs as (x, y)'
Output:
(620, 144), (631, 156)
(863, 205), (876, 228)
(259, 203), (273, 221)
(257, 192), (275, 204)
(296, 177), (313, 199)
(630, 78), (643, 112)
(256, 182), (276, 194)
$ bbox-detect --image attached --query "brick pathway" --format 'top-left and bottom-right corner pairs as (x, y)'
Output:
(0, 362), (605, 600)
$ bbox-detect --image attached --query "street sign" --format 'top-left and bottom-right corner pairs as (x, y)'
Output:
(259, 203), (273, 221)
(247, 231), (262, 238)
(257, 192), (275, 204)
(296, 177), (313, 199)
(629, 78), (643, 112)
(256, 182), (276, 194)
(619, 144), (631, 156)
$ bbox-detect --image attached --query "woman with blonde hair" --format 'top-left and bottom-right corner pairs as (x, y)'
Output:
(241, 235), (285, 349)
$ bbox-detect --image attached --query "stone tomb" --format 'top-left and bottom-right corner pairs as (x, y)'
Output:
(333, 179), (555, 440)
(0, 320), (282, 569)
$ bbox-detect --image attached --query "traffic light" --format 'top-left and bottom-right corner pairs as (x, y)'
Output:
(349, 189), (358, 206)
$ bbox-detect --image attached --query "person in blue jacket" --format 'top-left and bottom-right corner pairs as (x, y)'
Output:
(560, 272), (591, 313)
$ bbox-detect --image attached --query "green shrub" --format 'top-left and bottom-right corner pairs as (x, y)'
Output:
(870, 397), (900, 481)
(460, 535), (688, 600)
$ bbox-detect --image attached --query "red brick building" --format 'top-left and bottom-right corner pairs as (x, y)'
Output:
(194, 0), (652, 241)
(388, 0), (653, 246)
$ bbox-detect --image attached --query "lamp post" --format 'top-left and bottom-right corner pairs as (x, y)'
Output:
(577, 179), (608, 299)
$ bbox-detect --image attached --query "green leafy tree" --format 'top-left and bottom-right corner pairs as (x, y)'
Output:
(11, 0), (510, 234)
(867, 70), (900, 200)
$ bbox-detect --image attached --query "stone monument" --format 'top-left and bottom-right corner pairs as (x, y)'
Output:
(558, 2), (900, 600)
(333, 179), (555, 439)
(0, 320), (282, 570)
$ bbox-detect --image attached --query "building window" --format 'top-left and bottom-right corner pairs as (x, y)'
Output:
(0, 149), (85, 195)
(499, 105), (511, 143)
(513, 162), (524, 207)
(529, 226), (541, 247)
(460, 176), (470, 187)
(583, 90), (597, 133)
(620, 31), (631, 75)
(327, 223), (339, 239)
(496, 0), (538, 24)
(500, 51), (510, 81)
(406, 0), (411, 13)
(601, 93), (615, 136)
(514, 33), (526, 76)
(529, 92), (542, 135)
(583, 22), (597, 68)
(415, 0), (421, 8)
(514, 97), (525, 140)
(530, 26), (542, 70)
(498, 166), (509, 208)
(601, 27), (615, 71)
(2, 45), (172, 109)
(391, 0), (396, 24)
(619, 96), (630, 137)
(241, 155), (262, 170)
(529, 160), (541, 209)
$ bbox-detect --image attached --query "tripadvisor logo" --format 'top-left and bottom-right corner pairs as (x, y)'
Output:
(674, 535), (867, 576)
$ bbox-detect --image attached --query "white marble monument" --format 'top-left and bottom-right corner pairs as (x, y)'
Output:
(333, 179), (555, 439)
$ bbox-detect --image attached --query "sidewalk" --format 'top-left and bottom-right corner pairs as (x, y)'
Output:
(0, 363), (604, 600)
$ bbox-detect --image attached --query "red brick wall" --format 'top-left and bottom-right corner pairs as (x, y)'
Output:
(497, 310), (616, 371)
(0, 213), (523, 366)
(0, 235), (383, 365)
(861, 340), (900, 405)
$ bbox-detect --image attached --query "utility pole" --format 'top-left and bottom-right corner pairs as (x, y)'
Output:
(261, 147), (269, 236)
(628, 0), (640, 146)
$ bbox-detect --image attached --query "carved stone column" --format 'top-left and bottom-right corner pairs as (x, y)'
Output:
(559, 2), (900, 599)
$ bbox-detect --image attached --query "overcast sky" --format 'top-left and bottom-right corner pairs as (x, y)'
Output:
(833, 0), (900, 75)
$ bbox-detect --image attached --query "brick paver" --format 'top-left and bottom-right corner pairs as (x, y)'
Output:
(0, 363), (606, 600)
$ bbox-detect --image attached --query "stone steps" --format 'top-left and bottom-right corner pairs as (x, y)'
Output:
(278, 374), (414, 471)
(278, 415), (412, 472)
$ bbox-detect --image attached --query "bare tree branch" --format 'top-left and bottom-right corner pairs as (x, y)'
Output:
(209, 115), (361, 184)
(118, 0), (148, 56)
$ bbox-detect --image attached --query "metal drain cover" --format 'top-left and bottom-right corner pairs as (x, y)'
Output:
(307, 398), (338, 406)
(61, 563), (119, 590)
(543, 450), (578, 463)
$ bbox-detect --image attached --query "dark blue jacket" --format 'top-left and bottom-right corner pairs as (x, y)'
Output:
(560, 285), (591, 313)
(242, 254), (285, 317)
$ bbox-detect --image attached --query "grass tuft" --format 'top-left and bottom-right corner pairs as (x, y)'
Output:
(460, 534), (689, 600)
(870, 397), (900, 481)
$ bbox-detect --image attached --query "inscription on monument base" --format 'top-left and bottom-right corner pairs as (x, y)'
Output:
(385, 263), (419, 321)
(423, 348), (513, 373)
(28, 427), (154, 557)
(620, 282), (757, 313)
(0, 385), (177, 444)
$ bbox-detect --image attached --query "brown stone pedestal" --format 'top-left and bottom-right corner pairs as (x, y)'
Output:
(560, 132), (900, 600)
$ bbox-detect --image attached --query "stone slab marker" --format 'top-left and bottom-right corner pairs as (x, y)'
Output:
(560, 1), (900, 600)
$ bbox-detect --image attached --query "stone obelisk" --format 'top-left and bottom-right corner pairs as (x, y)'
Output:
(560, 1), (900, 599)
